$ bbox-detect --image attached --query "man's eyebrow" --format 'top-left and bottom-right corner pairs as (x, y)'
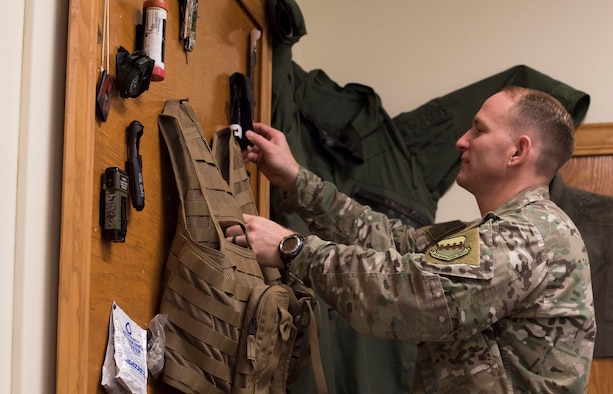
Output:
(473, 116), (490, 129)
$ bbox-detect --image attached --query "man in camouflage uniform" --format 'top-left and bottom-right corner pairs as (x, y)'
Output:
(226, 87), (596, 392)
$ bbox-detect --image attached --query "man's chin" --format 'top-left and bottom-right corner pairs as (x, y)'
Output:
(455, 174), (464, 186)
(455, 177), (471, 193)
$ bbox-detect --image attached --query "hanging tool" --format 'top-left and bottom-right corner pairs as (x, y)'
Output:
(100, 167), (129, 242)
(227, 29), (262, 150)
(229, 73), (255, 150)
(179, 0), (198, 61)
(116, 46), (155, 98)
(126, 120), (145, 211)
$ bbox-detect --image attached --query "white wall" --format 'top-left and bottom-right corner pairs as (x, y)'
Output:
(292, 0), (613, 222)
(0, 0), (25, 391)
(1, 0), (612, 392)
(2, 0), (66, 392)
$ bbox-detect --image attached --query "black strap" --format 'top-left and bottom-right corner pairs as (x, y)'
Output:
(425, 220), (466, 242)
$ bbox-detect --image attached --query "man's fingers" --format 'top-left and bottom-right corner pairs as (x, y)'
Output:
(245, 130), (261, 144)
(252, 123), (278, 140)
(243, 213), (257, 223)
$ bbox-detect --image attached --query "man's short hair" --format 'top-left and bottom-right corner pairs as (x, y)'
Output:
(503, 86), (575, 178)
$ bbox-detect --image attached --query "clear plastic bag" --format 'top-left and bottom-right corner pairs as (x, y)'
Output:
(147, 314), (167, 380)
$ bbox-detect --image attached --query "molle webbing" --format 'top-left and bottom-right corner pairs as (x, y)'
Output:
(212, 128), (282, 284)
(158, 99), (274, 393)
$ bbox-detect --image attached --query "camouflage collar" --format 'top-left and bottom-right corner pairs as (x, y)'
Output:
(489, 185), (550, 218)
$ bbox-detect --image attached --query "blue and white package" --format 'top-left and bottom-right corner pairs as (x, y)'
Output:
(101, 301), (148, 394)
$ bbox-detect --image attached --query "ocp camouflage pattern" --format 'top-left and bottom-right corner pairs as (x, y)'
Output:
(283, 167), (596, 393)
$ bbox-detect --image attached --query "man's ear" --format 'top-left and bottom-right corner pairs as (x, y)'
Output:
(509, 135), (531, 166)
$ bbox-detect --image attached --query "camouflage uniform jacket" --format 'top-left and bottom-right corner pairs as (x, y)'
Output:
(282, 167), (596, 393)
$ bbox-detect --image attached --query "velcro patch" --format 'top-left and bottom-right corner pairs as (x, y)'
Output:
(425, 227), (480, 266)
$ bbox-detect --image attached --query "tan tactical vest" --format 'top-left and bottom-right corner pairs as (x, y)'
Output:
(157, 100), (325, 394)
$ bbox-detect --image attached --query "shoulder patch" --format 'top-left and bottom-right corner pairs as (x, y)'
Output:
(425, 227), (480, 266)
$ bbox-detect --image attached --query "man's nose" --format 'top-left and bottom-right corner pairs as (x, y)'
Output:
(456, 131), (470, 150)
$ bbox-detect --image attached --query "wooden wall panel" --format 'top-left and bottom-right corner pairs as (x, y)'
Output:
(57, 0), (271, 392)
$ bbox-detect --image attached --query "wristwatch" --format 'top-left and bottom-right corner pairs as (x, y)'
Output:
(279, 234), (307, 267)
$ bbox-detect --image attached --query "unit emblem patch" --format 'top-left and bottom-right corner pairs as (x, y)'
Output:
(430, 235), (470, 261)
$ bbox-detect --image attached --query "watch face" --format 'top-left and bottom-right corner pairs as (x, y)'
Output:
(282, 235), (300, 253)
(280, 234), (305, 266)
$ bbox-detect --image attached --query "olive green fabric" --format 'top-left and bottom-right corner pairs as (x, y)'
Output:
(550, 174), (613, 357)
(394, 65), (590, 202)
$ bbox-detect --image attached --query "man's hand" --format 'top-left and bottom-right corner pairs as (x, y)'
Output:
(243, 123), (300, 193)
(225, 213), (294, 268)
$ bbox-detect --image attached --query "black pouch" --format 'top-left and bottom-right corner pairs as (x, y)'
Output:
(115, 46), (154, 99)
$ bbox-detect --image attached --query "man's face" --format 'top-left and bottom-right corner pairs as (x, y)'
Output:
(455, 92), (518, 196)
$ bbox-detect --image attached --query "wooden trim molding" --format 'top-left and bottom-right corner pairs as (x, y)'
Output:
(573, 123), (613, 156)
(56, 0), (97, 391)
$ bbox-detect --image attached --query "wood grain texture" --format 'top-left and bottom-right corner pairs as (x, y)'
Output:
(56, 0), (98, 391)
(57, 0), (271, 392)
(571, 123), (613, 157)
(560, 155), (613, 196)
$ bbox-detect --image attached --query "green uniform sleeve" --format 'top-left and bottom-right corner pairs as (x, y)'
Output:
(280, 166), (419, 252)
